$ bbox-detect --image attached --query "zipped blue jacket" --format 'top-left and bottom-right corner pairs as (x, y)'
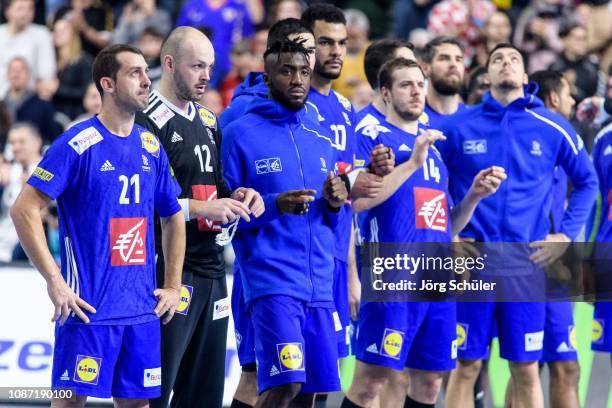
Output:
(222, 96), (340, 304)
(436, 87), (598, 242)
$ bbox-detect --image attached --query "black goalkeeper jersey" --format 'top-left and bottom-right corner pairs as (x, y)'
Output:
(136, 90), (233, 279)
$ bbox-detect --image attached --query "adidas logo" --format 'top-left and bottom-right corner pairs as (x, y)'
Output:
(270, 365), (280, 376)
(366, 343), (378, 354)
(171, 132), (183, 143)
(399, 144), (412, 152)
(604, 145), (612, 156)
(100, 160), (115, 171)
(556, 341), (573, 352)
(60, 369), (69, 381)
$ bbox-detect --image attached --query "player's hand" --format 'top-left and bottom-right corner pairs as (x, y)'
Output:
(468, 166), (506, 199)
(408, 129), (446, 168)
(323, 171), (348, 209)
(194, 198), (251, 223)
(529, 233), (571, 267)
(351, 171), (384, 199)
(47, 274), (96, 325)
(231, 187), (265, 218)
(576, 96), (602, 124)
(276, 189), (317, 215)
(348, 270), (361, 321)
(153, 287), (181, 324)
(369, 144), (395, 176)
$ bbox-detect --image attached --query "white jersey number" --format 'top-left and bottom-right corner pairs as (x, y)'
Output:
(422, 158), (441, 184)
(194, 145), (213, 173)
(330, 124), (347, 151)
(119, 174), (140, 204)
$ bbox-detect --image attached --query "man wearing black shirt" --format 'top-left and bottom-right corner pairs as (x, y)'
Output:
(136, 26), (263, 408)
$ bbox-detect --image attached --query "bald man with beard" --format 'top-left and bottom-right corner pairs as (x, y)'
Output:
(136, 27), (264, 408)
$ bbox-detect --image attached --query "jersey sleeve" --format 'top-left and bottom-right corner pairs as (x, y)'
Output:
(154, 147), (182, 218)
(555, 123), (599, 240)
(213, 124), (233, 199)
(27, 135), (79, 199)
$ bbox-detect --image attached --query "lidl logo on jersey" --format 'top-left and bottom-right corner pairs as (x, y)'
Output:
(463, 139), (487, 154)
(176, 285), (193, 315)
(198, 107), (217, 128)
(255, 157), (283, 175)
(414, 187), (448, 232)
(143, 367), (161, 387)
(418, 111), (429, 126)
(530, 140), (542, 156)
(569, 325), (578, 349)
(140, 131), (160, 157)
(456, 323), (468, 350)
(592, 319), (604, 343)
(381, 328), (404, 359)
(110, 217), (147, 266)
(33, 166), (54, 181)
(73, 355), (101, 385)
(192, 185), (222, 232)
(277, 343), (304, 372)
(524, 330), (544, 352)
(68, 128), (103, 155)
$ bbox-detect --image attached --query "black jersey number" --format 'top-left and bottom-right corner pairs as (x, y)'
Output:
(119, 174), (140, 204)
(194, 145), (213, 173)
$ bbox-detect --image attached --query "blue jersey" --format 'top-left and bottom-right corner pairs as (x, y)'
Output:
(592, 124), (612, 244)
(423, 102), (467, 130)
(176, 0), (254, 85)
(307, 88), (357, 262)
(436, 89), (597, 242)
(357, 120), (452, 243)
(28, 117), (181, 325)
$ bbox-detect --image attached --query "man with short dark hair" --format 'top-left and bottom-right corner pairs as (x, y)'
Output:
(441, 44), (598, 408)
(222, 39), (348, 408)
(421, 36), (467, 128)
(10, 43), (186, 407)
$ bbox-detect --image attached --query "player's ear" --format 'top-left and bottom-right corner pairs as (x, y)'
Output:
(100, 77), (114, 94)
(163, 54), (174, 72)
(523, 73), (528, 85)
(549, 91), (560, 110)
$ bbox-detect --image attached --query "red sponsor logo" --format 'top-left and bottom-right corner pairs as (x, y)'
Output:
(414, 187), (448, 232)
(110, 217), (147, 266)
(192, 185), (221, 231)
(336, 161), (352, 175)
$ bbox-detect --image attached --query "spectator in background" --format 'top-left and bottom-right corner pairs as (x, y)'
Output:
(465, 65), (490, 104)
(200, 89), (224, 116)
(51, 18), (92, 120)
(69, 81), (101, 126)
(2, 57), (61, 144)
(333, 9), (369, 100)
(0, 123), (42, 262)
(219, 40), (254, 107)
(177, 0), (257, 87)
(0, 101), (11, 152)
(266, 0), (302, 25)
(576, 1), (612, 76)
(249, 23), (269, 72)
(513, 0), (572, 73)
(472, 10), (512, 68)
(427, 0), (496, 65)
(391, 0), (439, 41)
(351, 81), (374, 111)
(113, 0), (171, 45)
(138, 26), (164, 87)
(549, 22), (603, 103)
(0, 0), (56, 98)
(53, 0), (114, 57)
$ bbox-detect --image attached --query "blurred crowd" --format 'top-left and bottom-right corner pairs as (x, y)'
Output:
(0, 0), (611, 261)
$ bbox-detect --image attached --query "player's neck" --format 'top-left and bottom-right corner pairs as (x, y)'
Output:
(491, 86), (524, 107)
(157, 79), (191, 113)
(426, 88), (460, 115)
(386, 109), (418, 135)
(311, 74), (332, 95)
(372, 93), (386, 116)
(97, 103), (135, 137)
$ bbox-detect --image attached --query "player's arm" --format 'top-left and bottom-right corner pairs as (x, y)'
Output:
(353, 130), (446, 213)
(450, 166), (507, 237)
(10, 185), (96, 324)
(347, 224), (361, 320)
(155, 211), (185, 324)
